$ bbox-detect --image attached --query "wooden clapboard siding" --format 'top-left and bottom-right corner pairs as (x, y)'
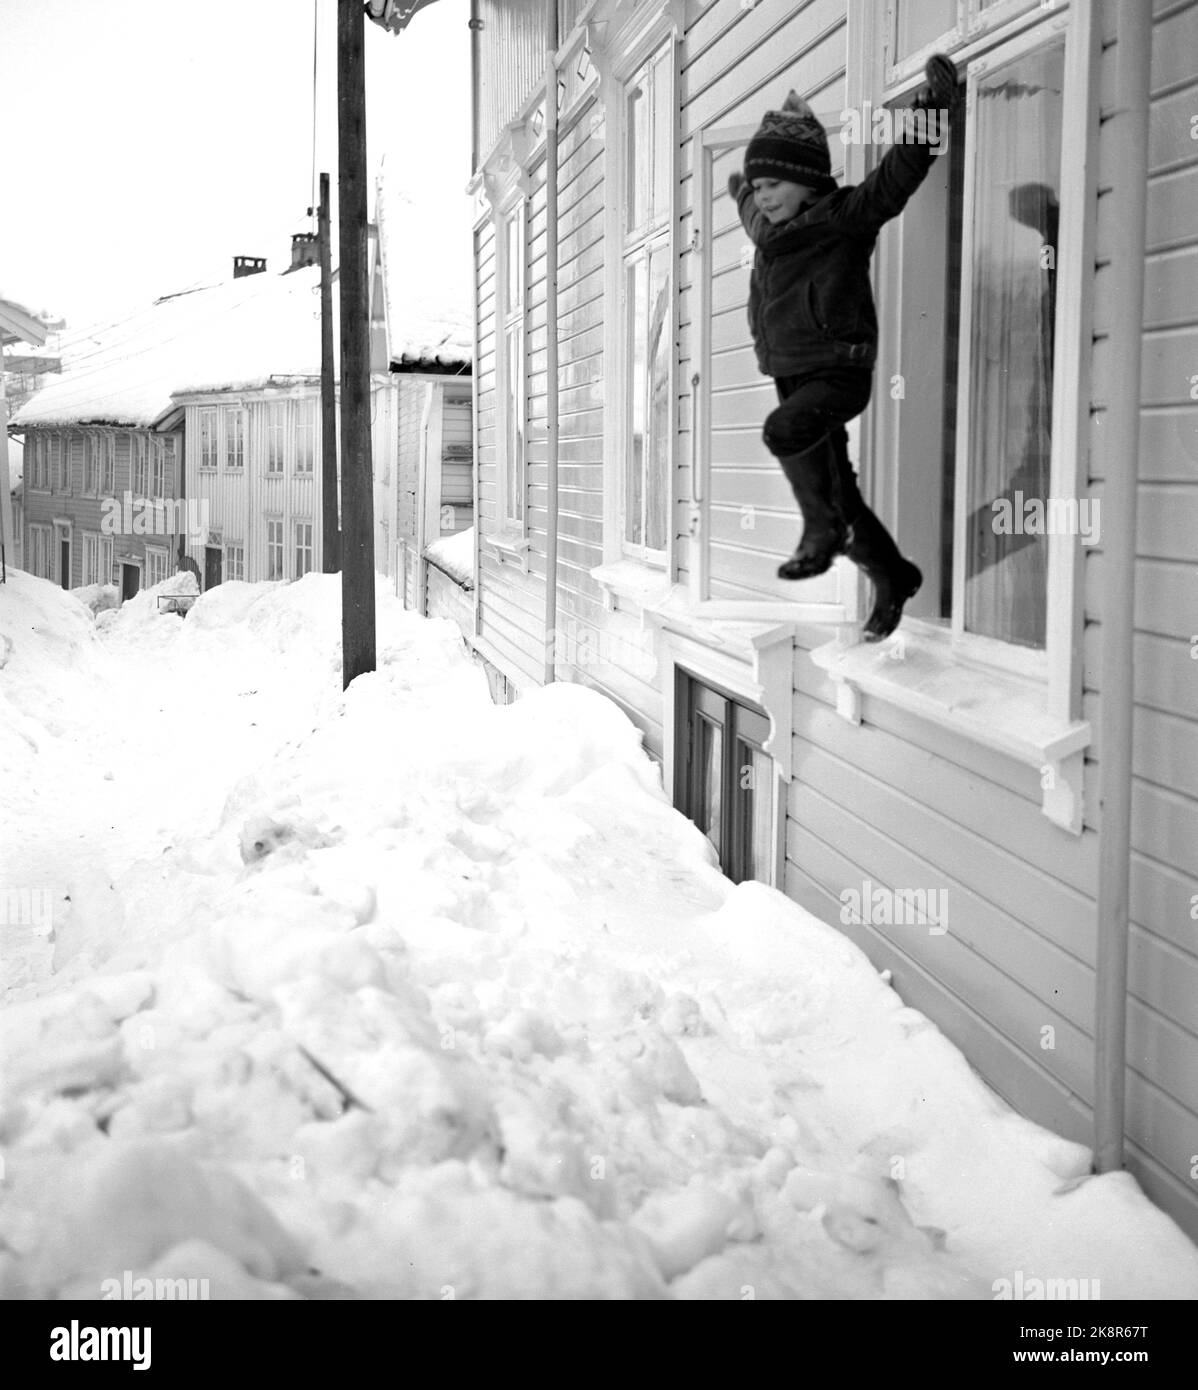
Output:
(22, 425), (185, 587)
(397, 378), (424, 542)
(1077, 0), (1198, 1236)
(477, 0), (548, 167)
(440, 389), (474, 536)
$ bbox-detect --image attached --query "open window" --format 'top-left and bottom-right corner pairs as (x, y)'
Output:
(817, 2), (1096, 832)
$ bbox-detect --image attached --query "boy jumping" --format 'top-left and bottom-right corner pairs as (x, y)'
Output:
(729, 54), (958, 641)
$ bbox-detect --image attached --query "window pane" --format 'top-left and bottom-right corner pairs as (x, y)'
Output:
(625, 256), (647, 545)
(627, 80), (648, 233)
(738, 742), (774, 884)
(964, 40), (1064, 649)
(894, 0), (957, 61)
(645, 243), (671, 551)
(506, 212), (521, 314)
(506, 330), (523, 522)
(650, 51), (671, 225)
(697, 716), (723, 852)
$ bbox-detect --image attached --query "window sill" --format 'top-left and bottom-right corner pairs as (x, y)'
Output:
(810, 627), (1091, 834)
(482, 529), (530, 572)
(590, 559), (673, 612)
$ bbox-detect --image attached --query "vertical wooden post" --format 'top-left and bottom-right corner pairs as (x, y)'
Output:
(318, 171), (340, 573)
(337, 0), (376, 687)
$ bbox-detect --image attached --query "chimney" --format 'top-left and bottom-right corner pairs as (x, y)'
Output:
(233, 256), (267, 279)
(289, 232), (320, 272)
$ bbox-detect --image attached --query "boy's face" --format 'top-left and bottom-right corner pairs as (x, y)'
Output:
(752, 177), (815, 224)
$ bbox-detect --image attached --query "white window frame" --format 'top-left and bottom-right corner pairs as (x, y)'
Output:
(294, 399), (316, 475)
(199, 408), (219, 471)
(593, 3), (681, 607)
(151, 438), (167, 499)
(293, 519), (314, 577)
(265, 517), (285, 580)
(883, 0), (1044, 86)
(101, 433), (115, 495)
(224, 543), (245, 581)
(133, 435), (149, 497)
(656, 620), (795, 893)
(100, 534), (113, 587)
(498, 195), (527, 535)
(145, 545), (170, 588)
(225, 407), (247, 470)
(813, 0), (1096, 833)
(82, 531), (101, 586)
(265, 403), (287, 475)
(28, 522), (52, 579)
(82, 432), (98, 496)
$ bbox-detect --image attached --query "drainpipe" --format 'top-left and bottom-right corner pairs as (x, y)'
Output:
(542, 0), (561, 684)
(470, 0), (483, 637)
(1093, 1), (1150, 1175)
(469, 0), (480, 175)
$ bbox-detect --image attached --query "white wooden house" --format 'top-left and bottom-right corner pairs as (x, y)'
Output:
(370, 180), (475, 610)
(1, 295), (48, 578)
(175, 265), (331, 587)
(465, 0), (1198, 1239)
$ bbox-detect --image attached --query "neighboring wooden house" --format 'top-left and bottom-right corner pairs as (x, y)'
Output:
(1, 295), (48, 578)
(176, 265), (330, 587)
(370, 179), (474, 608)
(467, 0), (1198, 1239)
(11, 288), (189, 597)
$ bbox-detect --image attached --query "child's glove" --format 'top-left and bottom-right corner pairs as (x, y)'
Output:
(728, 170), (746, 199)
(913, 53), (958, 111)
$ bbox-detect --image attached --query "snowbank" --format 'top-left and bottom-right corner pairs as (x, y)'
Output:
(1, 569), (1195, 1300)
(425, 527), (474, 589)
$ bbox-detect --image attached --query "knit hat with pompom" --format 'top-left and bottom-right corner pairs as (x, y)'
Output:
(744, 91), (836, 193)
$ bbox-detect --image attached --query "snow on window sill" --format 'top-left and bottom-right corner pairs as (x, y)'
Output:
(810, 627), (1091, 834)
(590, 559), (673, 612)
(483, 529), (530, 572)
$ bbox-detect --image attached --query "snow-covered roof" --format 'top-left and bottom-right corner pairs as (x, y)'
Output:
(375, 179), (472, 372)
(12, 268), (327, 429)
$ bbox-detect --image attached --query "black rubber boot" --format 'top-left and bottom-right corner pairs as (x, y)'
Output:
(844, 508), (923, 642)
(775, 434), (848, 581)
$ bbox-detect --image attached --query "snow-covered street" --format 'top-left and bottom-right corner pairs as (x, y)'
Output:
(2, 572), (1196, 1300)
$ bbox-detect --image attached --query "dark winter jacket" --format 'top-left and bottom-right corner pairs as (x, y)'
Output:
(737, 138), (942, 377)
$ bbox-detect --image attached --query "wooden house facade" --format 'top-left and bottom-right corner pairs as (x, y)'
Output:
(16, 424), (184, 597)
(465, 0), (1198, 1239)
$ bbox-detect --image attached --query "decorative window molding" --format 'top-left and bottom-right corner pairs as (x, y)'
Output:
(830, 0), (1098, 833)
(811, 621), (1089, 833)
(592, 10), (679, 602)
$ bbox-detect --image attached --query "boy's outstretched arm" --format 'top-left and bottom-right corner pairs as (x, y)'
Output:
(729, 170), (767, 244)
(834, 53), (959, 233)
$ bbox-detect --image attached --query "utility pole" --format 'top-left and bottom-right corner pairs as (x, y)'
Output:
(337, 0), (376, 687)
(316, 171), (340, 573)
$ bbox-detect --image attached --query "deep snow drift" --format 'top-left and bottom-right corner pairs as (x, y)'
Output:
(1, 569), (1195, 1300)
